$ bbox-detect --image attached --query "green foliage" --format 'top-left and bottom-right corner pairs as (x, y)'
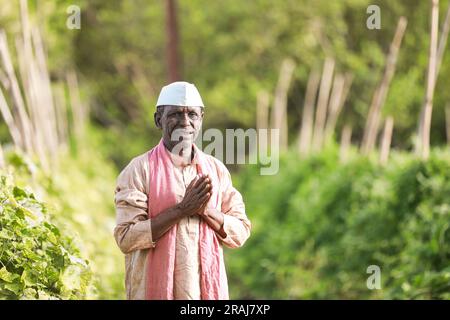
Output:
(1, 128), (125, 299)
(46, 133), (125, 299)
(70, 0), (450, 156)
(0, 174), (91, 299)
(228, 148), (450, 299)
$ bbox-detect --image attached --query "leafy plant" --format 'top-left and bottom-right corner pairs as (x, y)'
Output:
(0, 174), (92, 299)
(227, 147), (450, 299)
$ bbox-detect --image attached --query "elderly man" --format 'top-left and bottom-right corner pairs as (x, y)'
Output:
(114, 81), (251, 300)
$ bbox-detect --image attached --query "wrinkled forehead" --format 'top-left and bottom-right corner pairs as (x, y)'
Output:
(162, 105), (203, 114)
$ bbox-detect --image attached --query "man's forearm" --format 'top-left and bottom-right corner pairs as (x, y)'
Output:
(202, 208), (226, 238)
(151, 204), (186, 241)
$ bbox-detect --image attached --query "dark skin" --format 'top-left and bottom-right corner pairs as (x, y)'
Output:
(151, 105), (226, 241)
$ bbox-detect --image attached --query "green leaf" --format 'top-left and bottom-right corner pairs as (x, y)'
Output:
(4, 282), (22, 295)
(13, 186), (28, 199)
(21, 270), (37, 287)
(0, 267), (18, 283)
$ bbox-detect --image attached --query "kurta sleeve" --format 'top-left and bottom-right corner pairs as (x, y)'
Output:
(216, 164), (251, 248)
(113, 154), (155, 254)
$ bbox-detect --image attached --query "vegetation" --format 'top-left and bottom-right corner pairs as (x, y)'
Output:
(0, 0), (449, 299)
(0, 168), (92, 299)
(228, 146), (450, 299)
(1, 132), (125, 299)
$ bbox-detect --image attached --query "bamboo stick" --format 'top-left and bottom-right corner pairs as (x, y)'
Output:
(0, 29), (33, 153)
(298, 69), (320, 156)
(14, 36), (40, 156)
(15, 21), (52, 171)
(257, 90), (270, 156)
(339, 124), (352, 163)
(257, 90), (270, 131)
(66, 70), (86, 139)
(270, 58), (296, 152)
(32, 27), (59, 162)
(324, 73), (346, 144)
(379, 116), (394, 165)
(0, 69), (9, 89)
(19, 0), (40, 154)
(328, 73), (353, 140)
(0, 87), (22, 147)
(436, 2), (450, 81)
(361, 17), (407, 155)
(312, 57), (335, 151)
(53, 84), (68, 148)
(418, 0), (439, 160)
(416, 2), (450, 153)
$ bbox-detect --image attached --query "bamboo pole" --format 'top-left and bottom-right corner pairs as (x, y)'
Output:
(18, 1), (54, 171)
(326, 73), (353, 141)
(53, 84), (68, 148)
(14, 36), (40, 155)
(257, 90), (270, 156)
(0, 29), (33, 153)
(416, 1), (450, 153)
(0, 87), (22, 147)
(19, 0), (40, 154)
(324, 74), (345, 143)
(32, 27), (59, 163)
(15, 37), (33, 121)
(361, 17), (407, 155)
(298, 69), (320, 156)
(0, 69), (9, 89)
(418, 0), (439, 160)
(436, 2), (450, 81)
(339, 124), (352, 163)
(256, 90), (270, 131)
(14, 35), (49, 171)
(66, 70), (86, 140)
(379, 116), (394, 166)
(445, 103), (450, 145)
(271, 58), (296, 152)
(312, 57), (335, 151)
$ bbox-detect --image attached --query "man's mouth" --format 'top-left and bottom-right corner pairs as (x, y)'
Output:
(176, 130), (194, 135)
(170, 130), (194, 141)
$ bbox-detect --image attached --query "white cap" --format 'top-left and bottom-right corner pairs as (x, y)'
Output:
(156, 81), (205, 108)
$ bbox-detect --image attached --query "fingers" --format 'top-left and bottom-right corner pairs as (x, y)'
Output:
(197, 193), (212, 217)
(187, 175), (200, 190)
(186, 175), (205, 195)
(193, 174), (210, 192)
(184, 174), (212, 206)
(197, 182), (212, 197)
(198, 192), (211, 204)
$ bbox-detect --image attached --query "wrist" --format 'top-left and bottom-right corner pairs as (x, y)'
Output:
(174, 203), (189, 219)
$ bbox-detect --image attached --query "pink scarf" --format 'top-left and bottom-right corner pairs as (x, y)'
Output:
(145, 138), (228, 299)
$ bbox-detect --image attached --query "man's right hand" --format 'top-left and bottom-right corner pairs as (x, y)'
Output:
(177, 174), (212, 217)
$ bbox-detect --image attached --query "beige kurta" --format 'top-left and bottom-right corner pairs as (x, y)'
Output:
(114, 146), (251, 300)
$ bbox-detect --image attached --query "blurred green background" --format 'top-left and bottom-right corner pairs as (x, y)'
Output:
(0, 0), (449, 299)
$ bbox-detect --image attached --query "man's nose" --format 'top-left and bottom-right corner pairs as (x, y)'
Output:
(178, 112), (190, 126)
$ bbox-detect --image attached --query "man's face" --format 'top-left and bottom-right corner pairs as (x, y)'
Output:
(154, 105), (204, 152)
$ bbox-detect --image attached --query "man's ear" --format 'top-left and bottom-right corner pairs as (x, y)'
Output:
(154, 112), (162, 129)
